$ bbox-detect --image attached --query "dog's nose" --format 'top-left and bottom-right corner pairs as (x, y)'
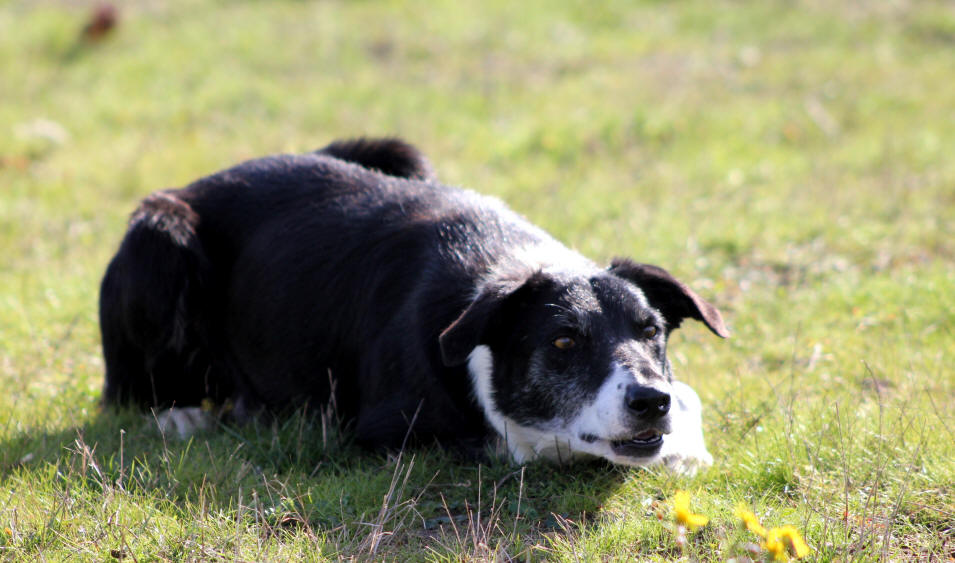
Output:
(624, 385), (670, 419)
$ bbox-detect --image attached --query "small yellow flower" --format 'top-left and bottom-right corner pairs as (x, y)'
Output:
(763, 526), (810, 560)
(763, 529), (788, 561)
(734, 504), (768, 537)
(777, 526), (810, 558)
(672, 490), (709, 531)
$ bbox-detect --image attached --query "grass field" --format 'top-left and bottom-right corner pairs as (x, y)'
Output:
(1, 0), (953, 560)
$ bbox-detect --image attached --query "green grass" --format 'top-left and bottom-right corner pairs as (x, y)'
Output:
(1, 0), (953, 560)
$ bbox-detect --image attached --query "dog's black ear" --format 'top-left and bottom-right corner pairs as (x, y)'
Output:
(439, 269), (542, 366)
(316, 137), (435, 181)
(609, 258), (729, 338)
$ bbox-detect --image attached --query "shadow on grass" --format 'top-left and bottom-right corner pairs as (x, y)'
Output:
(0, 405), (631, 557)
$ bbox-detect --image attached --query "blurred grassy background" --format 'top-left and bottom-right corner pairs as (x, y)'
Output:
(1, 0), (953, 560)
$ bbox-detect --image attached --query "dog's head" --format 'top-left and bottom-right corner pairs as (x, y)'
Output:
(439, 256), (728, 466)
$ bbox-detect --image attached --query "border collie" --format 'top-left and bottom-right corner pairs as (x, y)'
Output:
(99, 138), (728, 471)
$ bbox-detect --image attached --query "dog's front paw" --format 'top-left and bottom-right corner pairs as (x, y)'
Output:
(657, 380), (713, 475)
(662, 449), (713, 476)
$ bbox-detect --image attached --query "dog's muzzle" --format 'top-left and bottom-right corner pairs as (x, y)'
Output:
(606, 385), (671, 456)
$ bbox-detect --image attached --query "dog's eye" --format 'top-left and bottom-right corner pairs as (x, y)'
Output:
(552, 336), (576, 350)
(641, 326), (658, 339)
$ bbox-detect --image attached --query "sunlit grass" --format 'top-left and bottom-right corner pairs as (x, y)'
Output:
(1, 0), (953, 560)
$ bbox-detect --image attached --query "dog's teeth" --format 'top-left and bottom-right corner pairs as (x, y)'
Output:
(630, 433), (661, 444)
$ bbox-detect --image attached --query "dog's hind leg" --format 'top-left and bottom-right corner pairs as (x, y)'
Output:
(99, 192), (223, 409)
(152, 406), (214, 439)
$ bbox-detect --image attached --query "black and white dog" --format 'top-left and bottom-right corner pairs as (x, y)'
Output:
(100, 138), (728, 470)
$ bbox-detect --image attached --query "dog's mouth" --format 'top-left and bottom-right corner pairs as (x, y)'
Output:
(609, 430), (664, 457)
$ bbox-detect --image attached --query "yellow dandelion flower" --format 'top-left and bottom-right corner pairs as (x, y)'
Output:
(763, 531), (788, 560)
(672, 490), (709, 531)
(763, 526), (810, 560)
(734, 504), (768, 537)
(776, 526), (810, 558)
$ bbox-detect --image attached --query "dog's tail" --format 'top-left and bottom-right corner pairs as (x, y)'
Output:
(316, 137), (435, 181)
(99, 191), (226, 408)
